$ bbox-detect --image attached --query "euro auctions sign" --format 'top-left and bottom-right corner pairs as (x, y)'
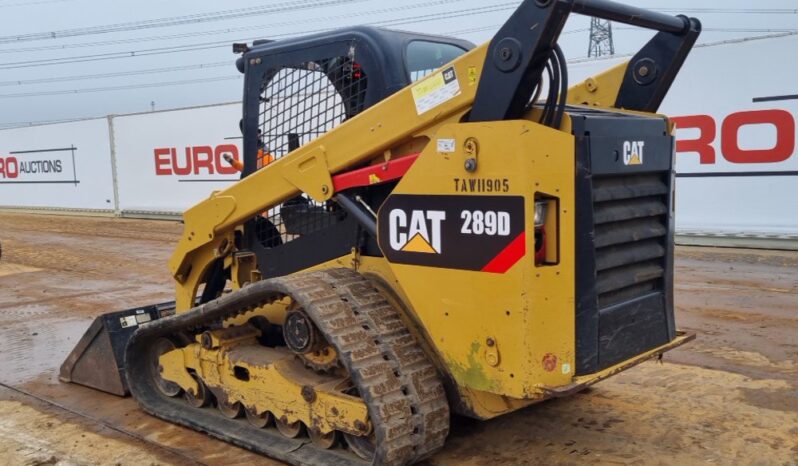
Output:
(112, 103), (244, 213)
(0, 146), (79, 185)
(0, 118), (116, 211)
(673, 109), (796, 166)
(153, 144), (241, 177)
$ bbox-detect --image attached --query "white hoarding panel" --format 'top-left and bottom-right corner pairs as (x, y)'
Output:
(0, 118), (116, 211)
(570, 34), (798, 236)
(113, 103), (242, 214)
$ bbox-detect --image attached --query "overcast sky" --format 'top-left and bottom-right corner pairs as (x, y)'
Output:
(0, 0), (796, 128)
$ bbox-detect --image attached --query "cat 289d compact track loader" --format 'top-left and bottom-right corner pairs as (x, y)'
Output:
(60, 0), (701, 464)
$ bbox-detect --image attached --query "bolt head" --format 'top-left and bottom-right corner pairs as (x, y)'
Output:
(301, 385), (316, 403)
(464, 138), (478, 155)
(464, 158), (477, 172)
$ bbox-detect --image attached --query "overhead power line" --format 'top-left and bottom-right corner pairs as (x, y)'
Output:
(0, 41), (232, 69)
(0, 22), (586, 98)
(0, 0), (468, 55)
(3, 5), (790, 56)
(0, 0), (75, 7)
(0, 115), (106, 130)
(0, 24), (590, 88)
(4, 5), (792, 103)
(705, 27), (798, 33)
(0, 0), (366, 44)
(0, 3), (518, 70)
(0, 23), (593, 90)
(651, 8), (798, 14)
(616, 26), (798, 34)
(446, 25), (588, 37)
(0, 61), (230, 86)
(0, 75), (242, 98)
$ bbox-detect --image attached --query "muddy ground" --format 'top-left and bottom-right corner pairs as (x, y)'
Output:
(0, 212), (795, 466)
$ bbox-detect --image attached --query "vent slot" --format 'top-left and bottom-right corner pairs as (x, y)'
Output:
(596, 239), (665, 271)
(593, 196), (667, 225)
(595, 217), (667, 248)
(592, 174), (667, 202)
(596, 260), (664, 295)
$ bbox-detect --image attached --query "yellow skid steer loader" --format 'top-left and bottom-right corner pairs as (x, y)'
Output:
(61, 0), (701, 464)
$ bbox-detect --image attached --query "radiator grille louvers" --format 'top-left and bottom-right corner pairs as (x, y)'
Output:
(592, 174), (669, 308)
(571, 111), (675, 375)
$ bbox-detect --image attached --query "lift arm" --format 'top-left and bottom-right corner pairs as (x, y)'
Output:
(471, 0), (701, 121)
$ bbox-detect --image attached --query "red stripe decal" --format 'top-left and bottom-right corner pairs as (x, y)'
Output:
(481, 232), (526, 274)
(332, 153), (420, 193)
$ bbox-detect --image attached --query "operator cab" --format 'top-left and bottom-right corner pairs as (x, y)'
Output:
(234, 27), (473, 279)
(236, 26), (473, 176)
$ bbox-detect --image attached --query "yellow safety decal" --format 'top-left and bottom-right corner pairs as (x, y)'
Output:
(411, 66), (460, 115)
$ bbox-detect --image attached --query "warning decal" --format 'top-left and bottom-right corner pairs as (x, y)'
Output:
(377, 194), (526, 273)
(411, 66), (461, 115)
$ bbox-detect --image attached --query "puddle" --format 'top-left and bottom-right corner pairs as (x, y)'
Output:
(0, 317), (91, 385)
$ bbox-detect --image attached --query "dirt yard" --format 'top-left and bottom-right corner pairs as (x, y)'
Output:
(0, 212), (795, 466)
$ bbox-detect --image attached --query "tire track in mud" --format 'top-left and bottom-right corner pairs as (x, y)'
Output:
(0, 383), (203, 466)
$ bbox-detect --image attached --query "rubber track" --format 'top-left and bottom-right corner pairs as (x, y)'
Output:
(125, 268), (449, 465)
(314, 269), (449, 461)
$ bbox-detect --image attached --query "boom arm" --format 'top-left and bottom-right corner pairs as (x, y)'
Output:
(168, 0), (701, 311)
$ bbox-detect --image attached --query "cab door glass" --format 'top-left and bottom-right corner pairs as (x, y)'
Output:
(406, 41), (467, 82)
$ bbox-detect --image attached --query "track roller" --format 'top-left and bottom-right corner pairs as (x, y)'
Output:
(310, 429), (338, 449)
(245, 408), (273, 428)
(275, 417), (304, 438)
(184, 373), (211, 408)
(217, 400), (244, 419)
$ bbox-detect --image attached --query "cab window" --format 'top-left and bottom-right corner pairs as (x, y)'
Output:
(406, 40), (467, 82)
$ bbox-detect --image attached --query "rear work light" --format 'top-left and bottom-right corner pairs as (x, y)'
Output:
(534, 201), (547, 265)
(533, 198), (559, 266)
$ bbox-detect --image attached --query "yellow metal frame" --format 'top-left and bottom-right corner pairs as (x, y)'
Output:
(162, 33), (687, 421)
(382, 119), (576, 401)
(542, 331), (695, 397)
(160, 332), (370, 435)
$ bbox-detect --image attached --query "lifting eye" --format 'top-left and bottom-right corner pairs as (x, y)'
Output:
(234, 366), (250, 382)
